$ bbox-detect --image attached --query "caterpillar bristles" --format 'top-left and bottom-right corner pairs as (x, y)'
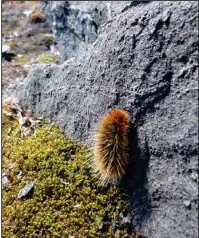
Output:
(94, 108), (130, 184)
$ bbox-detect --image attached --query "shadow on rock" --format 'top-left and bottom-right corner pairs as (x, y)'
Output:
(119, 122), (151, 232)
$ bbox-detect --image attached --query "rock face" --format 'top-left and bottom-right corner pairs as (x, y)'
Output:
(40, 1), (133, 62)
(13, 1), (198, 238)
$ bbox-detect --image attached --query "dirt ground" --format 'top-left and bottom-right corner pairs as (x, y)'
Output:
(2, 1), (57, 87)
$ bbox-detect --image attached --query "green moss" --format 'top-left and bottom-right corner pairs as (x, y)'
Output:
(39, 53), (57, 63)
(2, 110), (134, 237)
(4, 41), (17, 48)
(14, 55), (32, 64)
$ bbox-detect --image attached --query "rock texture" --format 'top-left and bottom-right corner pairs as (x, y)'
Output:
(10, 1), (198, 238)
(40, 1), (133, 62)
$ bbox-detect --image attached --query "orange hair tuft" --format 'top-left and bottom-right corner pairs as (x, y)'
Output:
(94, 108), (130, 183)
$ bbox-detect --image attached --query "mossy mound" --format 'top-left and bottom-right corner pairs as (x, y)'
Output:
(2, 111), (135, 238)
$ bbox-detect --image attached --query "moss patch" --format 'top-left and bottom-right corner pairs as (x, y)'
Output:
(2, 110), (136, 237)
(39, 53), (58, 63)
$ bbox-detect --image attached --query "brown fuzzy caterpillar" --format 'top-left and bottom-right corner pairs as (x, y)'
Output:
(94, 108), (130, 183)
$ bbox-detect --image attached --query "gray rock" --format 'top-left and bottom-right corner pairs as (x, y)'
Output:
(10, 1), (198, 237)
(2, 44), (11, 53)
(2, 44), (15, 61)
(2, 176), (11, 189)
(40, 1), (133, 62)
(17, 181), (35, 199)
(183, 200), (191, 209)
